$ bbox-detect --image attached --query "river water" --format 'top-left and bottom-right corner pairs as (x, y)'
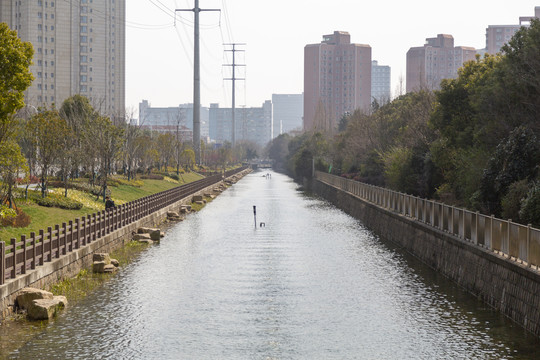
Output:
(9, 171), (540, 359)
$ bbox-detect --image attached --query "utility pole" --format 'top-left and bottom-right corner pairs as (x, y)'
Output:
(223, 43), (246, 147)
(176, 1), (220, 165)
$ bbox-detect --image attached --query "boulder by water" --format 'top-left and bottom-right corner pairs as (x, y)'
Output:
(27, 296), (68, 320)
(16, 288), (53, 311)
(16, 288), (68, 320)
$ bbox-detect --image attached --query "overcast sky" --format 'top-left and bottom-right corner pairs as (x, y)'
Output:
(126, 1), (539, 118)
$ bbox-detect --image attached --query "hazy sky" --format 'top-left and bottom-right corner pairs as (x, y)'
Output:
(126, 1), (539, 118)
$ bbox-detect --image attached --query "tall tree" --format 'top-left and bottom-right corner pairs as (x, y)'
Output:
(26, 110), (69, 198)
(0, 23), (34, 147)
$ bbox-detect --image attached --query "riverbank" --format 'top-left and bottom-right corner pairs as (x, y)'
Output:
(0, 168), (251, 319)
(0, 171), (250, 359)
(1, 172), (205, 243)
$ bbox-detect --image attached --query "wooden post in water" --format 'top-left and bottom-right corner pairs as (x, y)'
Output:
(253, 206), (257, 230)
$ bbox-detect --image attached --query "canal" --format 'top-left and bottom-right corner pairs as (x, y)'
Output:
(8, 171), (540, 359)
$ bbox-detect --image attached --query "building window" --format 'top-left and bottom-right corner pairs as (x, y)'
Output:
(50, 73), (54, 78)
(81, 16), (87, 23)
(80, 55), (87, 62)
(80, 85), (87, 92)
(81, 26), (87, 33)
(81, 36), (88, 43)
(80, 75), (87, 82)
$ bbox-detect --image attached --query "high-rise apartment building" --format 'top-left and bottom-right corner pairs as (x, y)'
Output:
(0, 0), (125, 116)
(271, 94), (303, 137)
(485, 7), (540, 54)
(371, 60), (391, 104)
(406, 34), (475, 92)
(304, 31), (371, 132)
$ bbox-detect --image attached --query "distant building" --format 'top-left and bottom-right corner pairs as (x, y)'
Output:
(209, 101), (273, 147)
(485, 7), (540, 54)
(406, 34), (476, 92)
(271, 94), (303, 137)
(0, 0), (125, 116)
(371, 61), (391, 105)
(138, 100), (209, 141)
(304, 31), (372, 132)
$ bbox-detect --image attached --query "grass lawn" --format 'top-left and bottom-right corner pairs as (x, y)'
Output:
(0, 172), (205, 244)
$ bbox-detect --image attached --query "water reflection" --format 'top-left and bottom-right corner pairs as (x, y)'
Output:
(9, 171), (540, 359)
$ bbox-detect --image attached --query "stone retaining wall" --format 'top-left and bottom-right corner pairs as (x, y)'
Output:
(313, 179), (540, 337)
(0, 169), (251, 318)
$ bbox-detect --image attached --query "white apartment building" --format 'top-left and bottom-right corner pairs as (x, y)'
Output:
(0, 0), (125, 116)
(271, 94), (303, 137)
(371, 60), (391, 104)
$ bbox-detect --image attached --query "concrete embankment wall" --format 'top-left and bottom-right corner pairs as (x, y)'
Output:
(312, 179), (540, 337)
(0, 169), (251, 318)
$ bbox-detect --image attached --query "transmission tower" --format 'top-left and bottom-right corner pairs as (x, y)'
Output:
(223, 43), (246, 146)
(175, 1), (220, 165)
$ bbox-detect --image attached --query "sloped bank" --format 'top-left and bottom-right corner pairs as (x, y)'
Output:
(312, 178), (540, 337)
(0, 168), (252, 318)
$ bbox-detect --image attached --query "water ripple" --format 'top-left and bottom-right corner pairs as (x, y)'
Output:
(10, 171), (540, 359)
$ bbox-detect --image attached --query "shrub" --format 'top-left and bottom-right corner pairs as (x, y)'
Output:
(168, 174), (180, 181)
(34, 193), (83, 210)
(519, 183), (540, 227)
(501, 180), (529, 222)
(115, 178), (144, 187)
(140, 174), (164, 180)
(1, 207), (31, 228)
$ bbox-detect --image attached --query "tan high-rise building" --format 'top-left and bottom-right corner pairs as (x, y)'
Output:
(485, 7), (540, 54)
(406, 34), (475, 93)
(304, 31), (371, 132)
(0, 0), (125, 116)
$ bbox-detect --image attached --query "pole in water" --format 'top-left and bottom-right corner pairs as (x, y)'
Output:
(253, 205), (257, 229)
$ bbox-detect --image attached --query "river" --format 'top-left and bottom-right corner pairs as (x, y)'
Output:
(9, 171), (540, 359)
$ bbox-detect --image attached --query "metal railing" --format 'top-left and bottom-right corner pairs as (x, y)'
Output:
(315, 171), (540, 270)
(0, 167), (248, 285)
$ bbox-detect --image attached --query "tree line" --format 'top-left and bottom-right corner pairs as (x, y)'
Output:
(0, 22), (259, 220)
(267, 19), (540, 227)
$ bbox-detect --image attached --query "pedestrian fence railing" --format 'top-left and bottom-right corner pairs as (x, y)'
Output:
(315, 171), (540, 270)
(0, 167), (248, 285)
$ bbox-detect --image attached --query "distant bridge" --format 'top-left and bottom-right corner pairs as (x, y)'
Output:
(246, 160), (273, 169)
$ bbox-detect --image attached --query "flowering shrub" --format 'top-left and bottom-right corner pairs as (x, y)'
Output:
(163, 176), (179, 184)
(0, 205), (16, 220)
(49, 188), (125, 211)
(34, 191), (83, 210)
(114, 178), (144, 188)
(1, 207), (30, 228)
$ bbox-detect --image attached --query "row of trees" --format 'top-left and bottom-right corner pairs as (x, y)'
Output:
(0, 22), (260, 218)
(267, 19), (540, 227)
